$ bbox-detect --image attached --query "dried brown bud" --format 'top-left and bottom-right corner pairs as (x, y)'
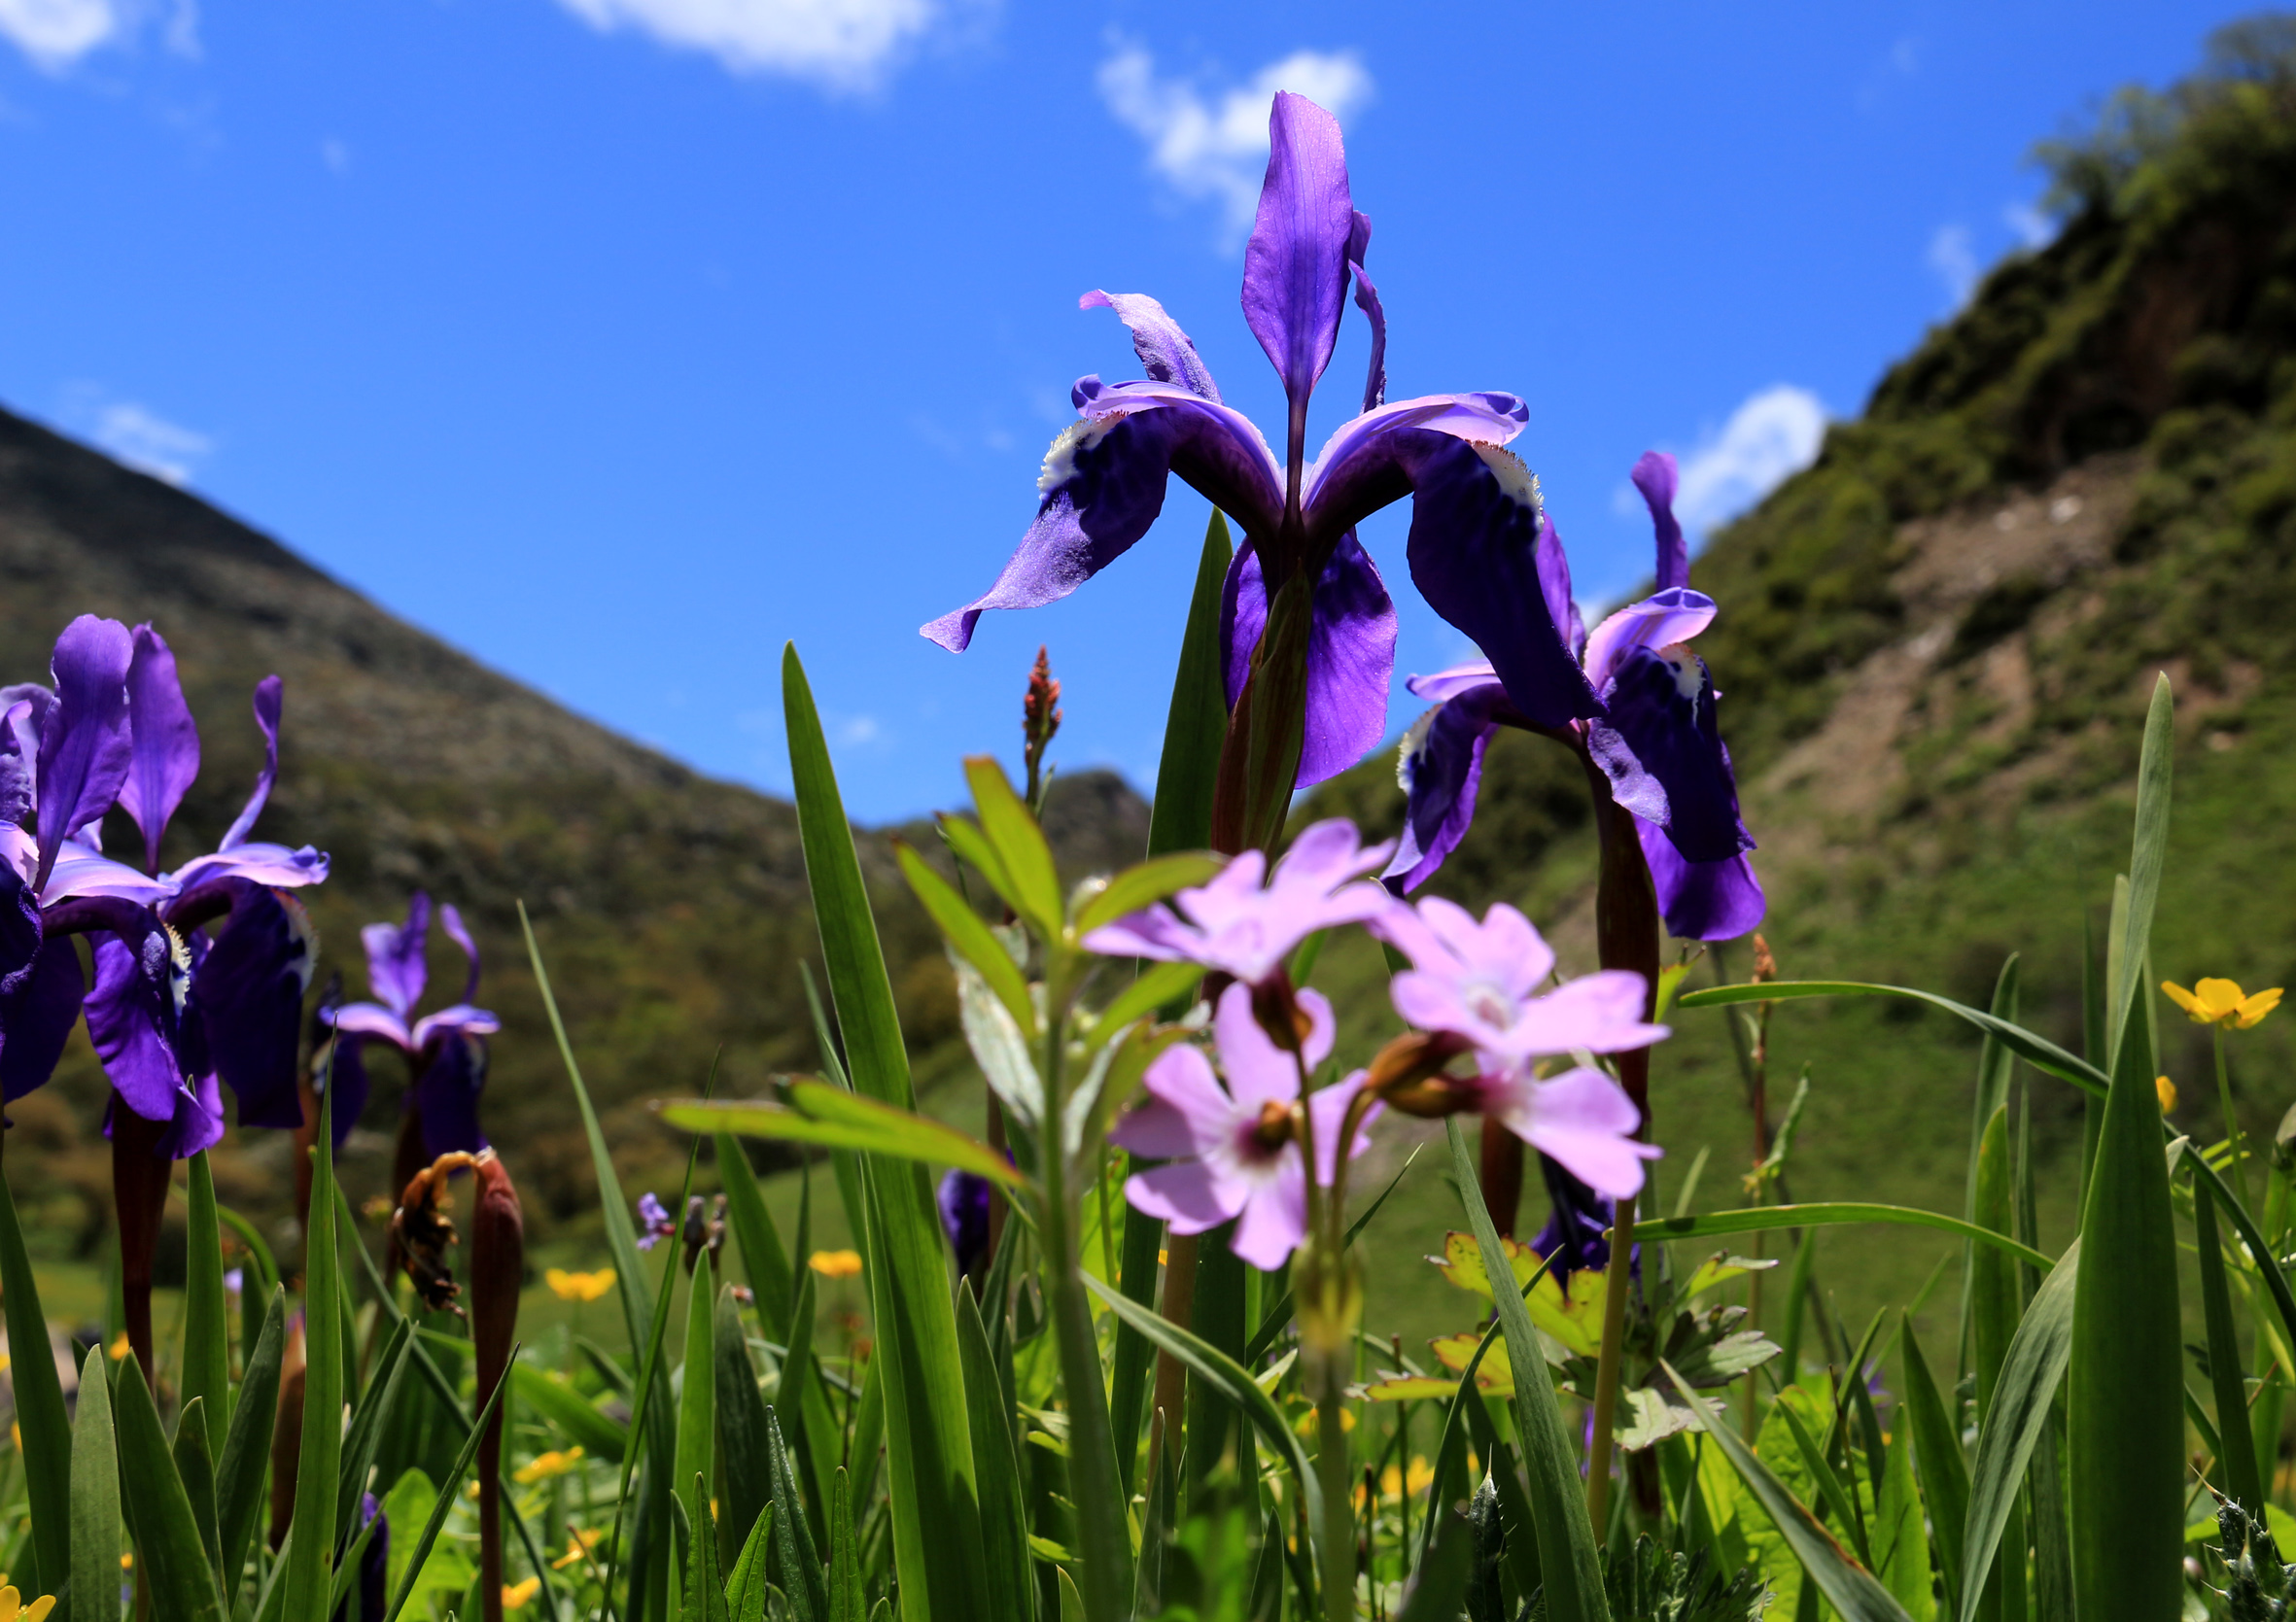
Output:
(266, 1313), (307, 1551)
(1751, 933), (1777, 985)
(390, 1151), (479, 1318)
(1249, 973), (1318, 1053)
(1363, 1030), (1478, 1117)
(470, 1150), (524, 1622)
(1024, 645), (1062, 755)
(681, 1192), (728, 1276)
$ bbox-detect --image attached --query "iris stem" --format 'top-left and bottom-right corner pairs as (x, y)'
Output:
(1584, 1192), (1635, 1530)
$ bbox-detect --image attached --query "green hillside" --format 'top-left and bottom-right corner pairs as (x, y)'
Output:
(1308, 17), (2296, 1348)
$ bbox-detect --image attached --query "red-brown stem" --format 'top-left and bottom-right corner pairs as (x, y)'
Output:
(268, 1316), (307, 1549)
(471, 1151), (524, 1622)
(1478, 1121), (1525, 1239)
(111, 1104), (173, 1383)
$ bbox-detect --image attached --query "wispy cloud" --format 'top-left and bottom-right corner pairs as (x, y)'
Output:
(1927, 222), (1978, 308)
(92, 401), (212, 486)
(549, 0), (957, 94)
(2003, 200), (2055, 251)
(1655, 385), (1827, 536)
(0, 0), (197, 70)
(1097, 38), (1373, 247)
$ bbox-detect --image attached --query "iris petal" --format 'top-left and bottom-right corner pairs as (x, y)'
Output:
(1079, 291), (1223, 402)
(191, 881), (314, 1131)
(1598, 646), (1750, 864)
(218, 676), (284, 851)
(118, 625), (200, 877)
(1636, 819), (1764, 942)
(34, 616), (134, 890)
(0, 936), (83, 1103)
(1384, 681), (1507, 894)
(1221, 532), (1397, 788)
(1240, 92), (1354, 411)
(1630, 451), (1688, 593)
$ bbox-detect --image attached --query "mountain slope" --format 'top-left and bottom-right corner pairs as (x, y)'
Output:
(0, 407), (1145, 1248)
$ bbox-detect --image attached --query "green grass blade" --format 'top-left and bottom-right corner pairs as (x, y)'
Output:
(676, 1262), (718, 1525)
(784, 642), (990, 1618)
(725, 1501), (774, 1622)
(959, 756), (1061, 940)
(1968, 1106), (2019, 1420)
(182, 1152), (232, 1437)
(1071, 853), (1224, 938)
(1460, 1383), (1545, 1601)
(714, 1280), (772, 1552)
(1677, 984), (2106, 1097)
(2196, 1185), (2267, 1511)
(335, 1316), (414, 1553)
(662, 1093), (1021, 1188)
(895, 840), (1036, 1033)
(718, 1135), (796, 1337)
(215, 1284), (284, 1607)
(1959, 964), (2019, 1379)
(1635, 1204), (2052, 1272)
(828, 1467), (863, 1622)
(1661, 1363), (1913, 1622)
(1394, 1506), (1474, 1622)
(683, 1468), (731, 1622)
(1872, 1428), (1932, 1619)
(281, 1086), (344, 1618)
(1105, 1164), (1165, 1501)
(2068, 679), (2184, 1622)
(1444, 1119), (1607, 1622)
(1131, 1411), (1175, 1618)
(1774, 1393), (1871, 1567)
(0, 1169), (72, 1597)
(511, 1362), (627, 1462)
(1145, 507), (1234, 859)
(112, 1355), (226, 1622)
(1957, 1241), (2079, 1622)
(1900, 1315), (1968, 1616)
(171, 1397), (223, 1592)
(2108, 677), (2174, 1074)
(768, 1405), (828, 1622)
(71, 1342), (122, 1622)
(1243, 1146), (1422, 1367)
(378, 1342), (516, 1622)
(957, 1287), (1031, 1622)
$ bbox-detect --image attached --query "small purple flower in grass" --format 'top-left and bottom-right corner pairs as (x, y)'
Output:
(1082, 817), (1393, 986)
(925, 94), (1555, 794)
(223, 1266), (244, 1295)
(1384, 454), (1764, 942)
(1529, 1155), (1628, 1287)
(634, 1191), (675, 1251)
(1369, 896), (1662, 1200)
(938, 1168), (992, 1275)
(1110, 982), (1379, 1270)
(332, 1492), (388, 1622)
(324, 893), (499, 1154)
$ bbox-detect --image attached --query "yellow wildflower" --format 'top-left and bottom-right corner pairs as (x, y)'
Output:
(2163, 978), (2283, 1031)
(0, 1584), (56, 1622)
(502, 1576), (541, 1610)
(1294, 1405), (1357, 1438)
(544, 1267), (617, 1303)
(808, 1250), (863, 1279)
(106, 1333), (131, 1363)
(551, 1529), (604, 1570)
(2157, 1075), (2178, 1114)
(512, 1446), (586, 1485)
(361, 1195), (395, 1222)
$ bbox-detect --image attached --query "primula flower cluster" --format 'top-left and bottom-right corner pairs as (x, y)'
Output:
(1088, 817), (1661, 1268)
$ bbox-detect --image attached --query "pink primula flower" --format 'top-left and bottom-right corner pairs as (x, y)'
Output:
(1372, 896), (1664, 1198)
(1110, 982), (1379, 1269)
(1082, 818), (1394, 986)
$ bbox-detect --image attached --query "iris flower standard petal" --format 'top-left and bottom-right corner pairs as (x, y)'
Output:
(324, 890), (500, 1150)
(189, 880), (317, 1131)
(117, 626), (200, 878)
(927, 94), (1555, 802)
(1383, 452), (1763, 941)
(33, 616), (134, 893)
(363, 893), (432, 1022)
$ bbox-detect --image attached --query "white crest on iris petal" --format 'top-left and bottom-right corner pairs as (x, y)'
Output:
(1396, 708), (1437, 794)
(1656, 643), (1704, 701)
(1037, 411), (1134, 493)
(161, 922), (194, 1018)
(1471, 443), (1541, 512)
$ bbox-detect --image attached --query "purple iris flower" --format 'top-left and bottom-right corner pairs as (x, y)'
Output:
(1529, 1155), (1627, 1286)
(635, 1191), (675, 1250)
(332, 1492), (388, 1622)
(923, 93), (1563, 792)
(0, 616), (326, 1158)
(323, 892), (499, 1155)
(1382, 454), (1765, 942)
(937, 1167), (992, 1275)
(1108, 982), (1378, 1271)
(1081, 817), (1393, 986)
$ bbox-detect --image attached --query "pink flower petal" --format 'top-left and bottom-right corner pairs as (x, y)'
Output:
(1229, 1156), (1308, 1269)
(1126, 1159), (1246, 1235)
(1517, 1066), (1660, 1199)
(1508, 972), (1665, 1057)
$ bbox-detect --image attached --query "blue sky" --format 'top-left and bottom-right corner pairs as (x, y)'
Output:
(0, 0), (2251, 821)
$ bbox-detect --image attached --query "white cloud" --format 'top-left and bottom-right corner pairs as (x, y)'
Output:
(1097, 39), (1374, 246)
(2003, 200), (2055, 251)
(93, 401), (212, 486)
(0, 0), (195, 69)
(550, 0), (948, 93)
(1928, 223), (1978, 308)
(1667, 385), (1827, 535)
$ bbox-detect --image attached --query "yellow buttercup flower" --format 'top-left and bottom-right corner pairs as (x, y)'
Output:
(0, 1584), (56, 1622)
(502, 1576), (542, 1610)
(808, 1250), (863, 1279)
(551, 1529), (604, 1570)
(105, 1333), (131, 1363)
(544, 1267), (617, 1303)
(512, 1446), (586, 1485)
(2157, 1076), (2178, 1114)
(2163, 978), (2283, 1031)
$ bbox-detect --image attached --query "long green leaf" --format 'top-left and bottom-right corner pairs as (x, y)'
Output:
(895, 840), (1036, 1034)
(828, 1467), (863, 1622)
(1145, 508), (1234, 858)
(957, 1287), (1031, 1622)
(725, 1502), (774, 1622)
(1086, 959), (1205, 1046)
(215, 1285), (284, 1608)
(1900, 1314), (1968, 1616)
(182, 1152), (231, 1437)
(335, 1317), (413, 1559)
(113, 1355), (226, 1622)
(719, 1135), (796, 1337)
(677, 1261), (719, 1537)
(512, 1362), (628, 1463)
(768, 1405), (828, 1622)
(1661, 1363), (1913, 1622)
(0, 1169), (72, 1597)
(1968, 1106), (2019, 1422)
(379, 1344), (516, 1622)
(668, 1087), (1023, 1188)
(785, 643), (990, 1618)
(683, 1468), (731, 1622)
(2068, 674), (2183, 1622)
(1072, 852), (1223, 938)
(281, 1087), (344, 1617)
(1958, 1239), (2079, 1622)
(1774, 1392), (1871, 1567)
(962, 755), (1061, 941)
(2196, 1179), (2267, 1512)
(1083, 1274), (1324, 1541)
(2109, 678), (2174, 1070)
(715, 1281), (772, 1554)
(1445, 1120), (1607, 1622)
(171, 1398), (223, 1596)
(1636, 1204), (2053, 1272)
(1677, 984), (2106, 1098)
(71, 1342), (121, 1622)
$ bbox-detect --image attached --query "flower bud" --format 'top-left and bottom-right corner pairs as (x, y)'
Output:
(1363, 1030), (1476, 1118)
(1249, 972), (1316, 1053)
(267, 1313), (307, 1551)
(470, 1149), (523, 1622)
(681, 1192), (727, 1276)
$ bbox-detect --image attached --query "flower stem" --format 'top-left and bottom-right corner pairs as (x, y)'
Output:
(1313, 1340), (1355, 1622)
(1584, 1191), (1635, 1531)
(2216, 1027), (2255, 1216)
